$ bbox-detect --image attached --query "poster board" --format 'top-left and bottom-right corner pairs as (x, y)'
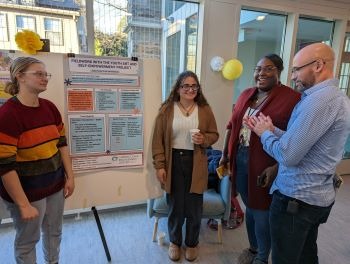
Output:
(63, 55), (144, 171)
(0, 51), (163, 215)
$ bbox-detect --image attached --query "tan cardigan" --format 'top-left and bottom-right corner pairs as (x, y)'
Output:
(152, 103), (219, 194)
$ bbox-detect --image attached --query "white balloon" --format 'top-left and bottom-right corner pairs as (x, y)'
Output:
(210, 56), (225, 72)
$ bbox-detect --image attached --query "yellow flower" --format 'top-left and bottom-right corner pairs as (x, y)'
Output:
(15, 30), (44, 55)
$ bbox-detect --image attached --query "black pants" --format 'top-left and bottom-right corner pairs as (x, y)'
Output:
(270, 191), (333, 264)
(166, 149), (203, 247)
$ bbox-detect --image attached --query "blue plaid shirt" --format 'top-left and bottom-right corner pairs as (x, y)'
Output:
(261, 78), (350, 206)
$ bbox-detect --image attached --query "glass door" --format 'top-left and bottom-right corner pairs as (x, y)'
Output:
(340, 33), (350, 159)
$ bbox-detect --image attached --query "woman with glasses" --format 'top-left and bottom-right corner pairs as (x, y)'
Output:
(0, 57), (74, 264)
(152, 71), (218, 262)
(219, 54), (300, 264)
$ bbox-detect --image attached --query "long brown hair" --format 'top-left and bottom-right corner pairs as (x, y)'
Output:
(5, 57), (43, 95)
(161, 71), (209, 111)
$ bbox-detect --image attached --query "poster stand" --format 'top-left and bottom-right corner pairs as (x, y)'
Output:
(92, 206), (111, 262)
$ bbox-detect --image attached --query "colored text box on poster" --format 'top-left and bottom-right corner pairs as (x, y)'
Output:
(69, 57), (139, 74)
(95, 88), (117, 112)
(70, 74), (139, 86)
(67, 88), (94, 112)
(108, 114), (143, 152)
(69, 114), (106, 155)
(72, 152), (143, 171)
(118, 89), (142, 113)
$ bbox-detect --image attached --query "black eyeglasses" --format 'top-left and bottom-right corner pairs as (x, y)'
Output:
(180, 84), (199, 92)
(254, 66), (277, 74)
(291, 60), (317, 74)
(23, 71), (52, 79)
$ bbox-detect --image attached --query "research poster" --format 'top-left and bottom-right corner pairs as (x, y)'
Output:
(64, 55), (144, 171)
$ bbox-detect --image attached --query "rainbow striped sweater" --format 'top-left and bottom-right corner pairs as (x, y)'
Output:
(0, 97), (67, 202)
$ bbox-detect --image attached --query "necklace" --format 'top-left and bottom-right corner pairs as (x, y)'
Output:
(178, 101), (195, 116)
(249, 94), (269, 116)
(240, 93), (269, 146)
(255, 94), (268, 104)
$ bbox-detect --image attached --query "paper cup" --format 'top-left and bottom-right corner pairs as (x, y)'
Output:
(157, 232), (166, 246)
(190, 128), (200, 143)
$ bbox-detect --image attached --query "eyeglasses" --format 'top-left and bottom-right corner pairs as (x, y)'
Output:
(291, 60), (317, 74)
(180, 84), (199, 92)
(23, 71), (52, 79)
(254, 66), (277, 74)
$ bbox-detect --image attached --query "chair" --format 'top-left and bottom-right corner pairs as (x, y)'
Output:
(147, 175), (231, 243)
(0, 199), (10, 225)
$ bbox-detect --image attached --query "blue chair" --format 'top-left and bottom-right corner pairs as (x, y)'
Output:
(147, 175), (231, 243)
(0, 199), (10, 225)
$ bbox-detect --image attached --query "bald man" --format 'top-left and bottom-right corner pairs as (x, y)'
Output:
(245, 42), (350, 264)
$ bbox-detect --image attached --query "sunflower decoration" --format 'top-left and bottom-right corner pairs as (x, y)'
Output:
(15, 30), (44, 55)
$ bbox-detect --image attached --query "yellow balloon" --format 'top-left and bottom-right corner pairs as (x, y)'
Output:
(222, 59), (243, 80)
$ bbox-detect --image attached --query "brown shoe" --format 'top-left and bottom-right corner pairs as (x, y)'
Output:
(185, 245), (198, 262)
(237, 248), (257, 264)
(168, 242), (181, 261)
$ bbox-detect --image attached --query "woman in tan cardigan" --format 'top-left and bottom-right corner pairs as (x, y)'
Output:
(152, 71), (219, 262)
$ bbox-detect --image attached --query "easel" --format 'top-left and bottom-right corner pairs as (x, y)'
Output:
(92, 206), (111, 262)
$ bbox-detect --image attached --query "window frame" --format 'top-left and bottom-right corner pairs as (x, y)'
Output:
(0, 13), (9, 42)
(16, 15), (36, 32)
(44, 17), (64, 46)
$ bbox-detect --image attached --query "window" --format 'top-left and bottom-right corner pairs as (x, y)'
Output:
(19, 0), (35, 6)
(339, 63), (350, 95)
(235, 10), (287, 101)
(94, 0), (199, 99)
(339, 33), (350, 96)
(340, 33), (350, 159)
(295, 17), (334, 53)
(185, 13), (198, 72)
(44, 18), (63, 46)
(16, 15), (36, 32)
(0, 14), (8, 41)
(165, 31), (181, 97)
(162, 1), (199, 98)
(165, 0), (185, 17)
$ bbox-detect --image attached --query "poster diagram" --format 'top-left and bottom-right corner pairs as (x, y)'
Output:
(64, 55), (144, 171)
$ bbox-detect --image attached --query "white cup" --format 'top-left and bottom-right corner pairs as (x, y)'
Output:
(190, 128), (200, 143)
(157, 232), (166, 246)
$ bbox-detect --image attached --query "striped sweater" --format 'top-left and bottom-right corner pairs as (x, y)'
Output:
(0, 97), (67, 202)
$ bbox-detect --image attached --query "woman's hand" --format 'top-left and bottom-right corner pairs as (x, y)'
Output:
(64, 176), (75, 198)
(19, 204), (39, 221)
(244, 113), (275, 136)
(192, 131), (205, 145)
(219, 154), (229, 167)
(257, 164), (278, 188)
(156, 168), (167, 185)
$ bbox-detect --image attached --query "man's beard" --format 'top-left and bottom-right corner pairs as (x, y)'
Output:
(294, 76), (315, 92)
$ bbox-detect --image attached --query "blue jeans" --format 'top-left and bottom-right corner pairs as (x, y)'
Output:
(236, 146), (271, 262)
(270, 191), (333, 264)
(5, 190), (65, 264)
